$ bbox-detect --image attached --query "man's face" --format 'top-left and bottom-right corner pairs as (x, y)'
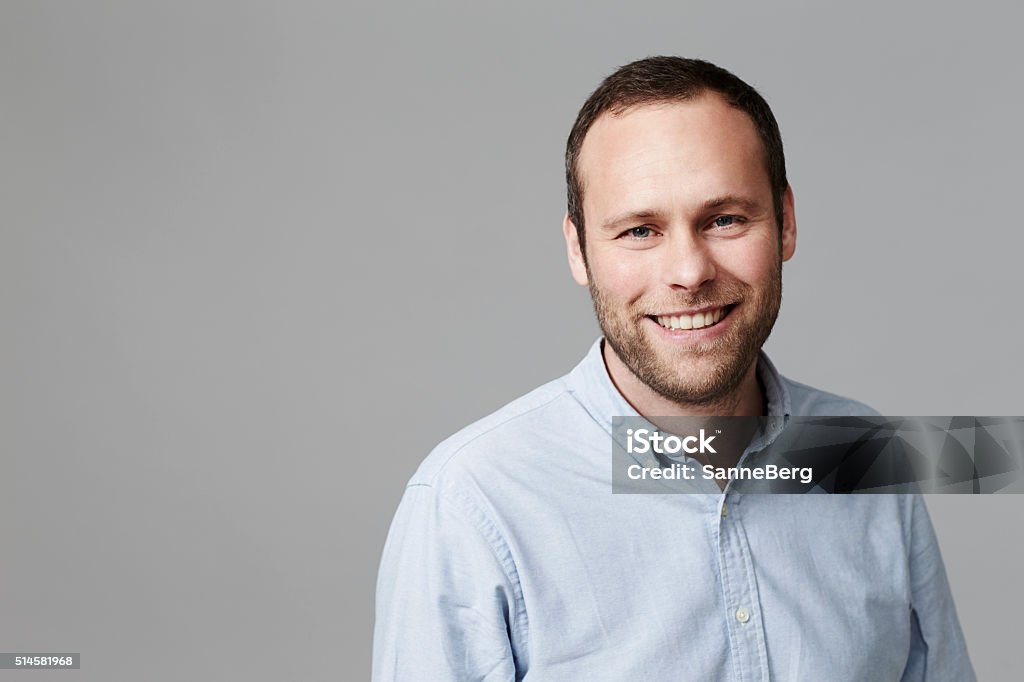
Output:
(564, 95), (796, 406)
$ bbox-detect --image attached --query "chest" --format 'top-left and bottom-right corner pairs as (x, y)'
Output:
(495, 493), (912, 680)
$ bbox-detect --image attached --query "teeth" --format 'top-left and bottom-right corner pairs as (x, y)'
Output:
(655, 307), (728, 331)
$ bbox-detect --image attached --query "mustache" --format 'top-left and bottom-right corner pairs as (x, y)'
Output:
(636, 285), (749, 315)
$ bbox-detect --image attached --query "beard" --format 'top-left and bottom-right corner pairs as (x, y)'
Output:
(589, 261), (783, 407)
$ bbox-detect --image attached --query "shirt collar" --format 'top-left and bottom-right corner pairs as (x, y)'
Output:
(566, 337), (792, 436)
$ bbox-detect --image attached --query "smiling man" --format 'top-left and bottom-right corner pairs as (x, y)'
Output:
(373, 57), (974, 681)
(566, 90), (793, 418)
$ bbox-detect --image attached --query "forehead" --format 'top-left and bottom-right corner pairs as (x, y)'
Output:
(577, 95), (770, 214)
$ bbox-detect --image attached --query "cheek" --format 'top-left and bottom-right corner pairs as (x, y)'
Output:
(708, 237), (779, 284)
(588, 250), (651, 303)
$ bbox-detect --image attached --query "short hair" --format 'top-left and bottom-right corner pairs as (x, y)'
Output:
(565, 56), (788, 251)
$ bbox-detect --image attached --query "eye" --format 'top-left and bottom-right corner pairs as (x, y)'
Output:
(708, 215), (749, 232)
(622, 226), (654, 239)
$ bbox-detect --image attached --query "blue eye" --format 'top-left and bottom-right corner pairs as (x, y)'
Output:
(713, 216), (736, 228)
(625, 226), (652, 239)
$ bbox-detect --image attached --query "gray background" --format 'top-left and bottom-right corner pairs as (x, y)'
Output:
(2, 1), (1020, 680)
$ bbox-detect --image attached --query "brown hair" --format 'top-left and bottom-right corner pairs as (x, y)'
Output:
(566, 56), (788, 251)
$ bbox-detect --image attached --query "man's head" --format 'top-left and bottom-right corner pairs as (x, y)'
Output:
(566, 57), (789, 253)
(562, 57), (797, 407)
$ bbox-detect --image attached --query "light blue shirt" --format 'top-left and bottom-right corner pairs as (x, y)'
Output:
(373, 339), (974, 681)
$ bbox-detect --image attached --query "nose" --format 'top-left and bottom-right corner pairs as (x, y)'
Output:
(660, 230), (716, 290)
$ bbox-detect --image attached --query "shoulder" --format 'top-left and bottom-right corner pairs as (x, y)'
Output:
(780, 375), (881, 417)
(407, 374), (585, 488)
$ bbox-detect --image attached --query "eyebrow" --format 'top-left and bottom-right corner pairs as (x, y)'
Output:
(599, 195), (766, 232)
(699, 194), (764, 214)
(599, 209), (662, 232)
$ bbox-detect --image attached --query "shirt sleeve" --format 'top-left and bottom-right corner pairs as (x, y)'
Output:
(372, 482), (523, 681)
(901, 495), (976, 681)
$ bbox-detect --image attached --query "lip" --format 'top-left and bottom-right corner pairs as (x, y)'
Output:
(645, 304), (737, 342)
(654, 305), (728, 317)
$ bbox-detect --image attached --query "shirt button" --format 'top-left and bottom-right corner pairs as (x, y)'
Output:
(735, 607), (750, 623)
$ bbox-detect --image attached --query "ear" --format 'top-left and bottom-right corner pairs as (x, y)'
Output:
(563, 212), (590, 286)
(781, 185), (797, 262)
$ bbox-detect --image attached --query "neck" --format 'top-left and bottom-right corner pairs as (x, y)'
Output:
(602, 341), (766, 418)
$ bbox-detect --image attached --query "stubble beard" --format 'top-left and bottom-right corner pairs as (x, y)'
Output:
(588, 261), (783, 407)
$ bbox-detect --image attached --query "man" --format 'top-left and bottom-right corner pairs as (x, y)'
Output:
(373, 57), (973, 680)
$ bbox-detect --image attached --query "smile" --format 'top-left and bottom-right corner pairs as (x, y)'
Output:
(651, 305), (734, 331)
